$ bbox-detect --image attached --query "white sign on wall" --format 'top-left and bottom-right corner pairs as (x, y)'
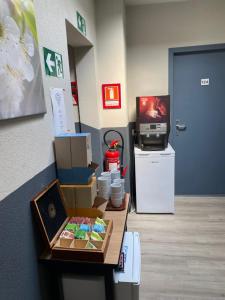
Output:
(201, 78), (209, 86)
(50, 88), (68, 135)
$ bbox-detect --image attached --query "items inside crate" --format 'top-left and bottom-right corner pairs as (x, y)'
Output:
(32, 179), (113, 262)
(55, 217), (110, 251)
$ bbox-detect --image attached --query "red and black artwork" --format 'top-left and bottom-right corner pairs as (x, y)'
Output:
(137, 95), (170, 123)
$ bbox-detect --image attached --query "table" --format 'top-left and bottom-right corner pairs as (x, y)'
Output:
(104, 196), (129, 265)
(40, 194), (130, 300)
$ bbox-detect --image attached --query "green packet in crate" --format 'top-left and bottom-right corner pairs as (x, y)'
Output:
(95, 217), (106, 226)
(90, 231), (103, 241)
(75, 230), (89, 240)
(65, 223), (79, 232)
(85, 241), (97, 249)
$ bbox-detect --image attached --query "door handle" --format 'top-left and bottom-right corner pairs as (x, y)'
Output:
(176, 124), (186, 131)
(176, 120), (186, 136)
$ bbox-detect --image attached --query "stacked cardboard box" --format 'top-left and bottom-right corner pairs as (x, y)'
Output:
(54, 133), (98, 185)
(60, 177), (97, 209)
(54, 133), (98, 209)
(55, 133), (92, 169)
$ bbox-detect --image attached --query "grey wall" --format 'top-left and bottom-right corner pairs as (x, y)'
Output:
(0, 164), (56, 300)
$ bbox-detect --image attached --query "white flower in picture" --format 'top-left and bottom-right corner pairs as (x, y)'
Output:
(0, 0), (46, 120)
(0, 64), (24, 117)
(0, 30), (35, 116)
(18, 29), (34, 82)
(0, 0), (34, 115)
(0, 3), (20, 72)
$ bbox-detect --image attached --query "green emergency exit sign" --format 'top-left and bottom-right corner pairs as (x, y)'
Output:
(43, 47), (64, 78)
(77, 11), (86, 36)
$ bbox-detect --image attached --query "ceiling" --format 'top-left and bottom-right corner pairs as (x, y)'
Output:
(125, 0), (188, 6)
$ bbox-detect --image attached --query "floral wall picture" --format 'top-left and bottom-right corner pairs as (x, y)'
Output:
(0, 0), (46, 120)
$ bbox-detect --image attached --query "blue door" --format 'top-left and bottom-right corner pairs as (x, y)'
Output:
(170, 45), (225, 195)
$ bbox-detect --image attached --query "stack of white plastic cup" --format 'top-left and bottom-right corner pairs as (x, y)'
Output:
(110, 169), (120, 183)
(110, 183), (122, 207)
(97, 176), (110, 200)
(101, 172), (111, 187)
(113, 178), (125, 197)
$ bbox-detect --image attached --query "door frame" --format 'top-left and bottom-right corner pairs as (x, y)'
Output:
(168, 43), (225, 145)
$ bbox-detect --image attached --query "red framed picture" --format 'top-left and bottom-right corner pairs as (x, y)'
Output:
(102, 83), (121, 109)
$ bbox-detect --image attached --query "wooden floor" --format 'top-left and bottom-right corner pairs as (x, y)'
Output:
(127, 197), (225, 300)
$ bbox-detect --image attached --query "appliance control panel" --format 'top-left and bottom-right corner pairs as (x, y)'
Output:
(140, 123), (167, 134)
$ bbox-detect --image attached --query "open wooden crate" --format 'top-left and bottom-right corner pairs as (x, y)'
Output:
(31, 179), (113, 262)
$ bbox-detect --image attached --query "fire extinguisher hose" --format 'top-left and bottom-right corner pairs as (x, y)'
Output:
(103, 130), (124, 174)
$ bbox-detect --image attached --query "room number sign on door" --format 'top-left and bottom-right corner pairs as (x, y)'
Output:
(201, 78), (209, 86)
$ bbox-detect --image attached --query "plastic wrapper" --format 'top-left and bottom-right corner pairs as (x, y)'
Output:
(79, 224), (91, 232)
(74, 230), (88, 240)
(90, 231), (103, 241)
(85, 241), (97, 250)
(92, 224), (105, 233)
(65, 223), (79, 232)
(70, 217), (91, 224)
(60, 230), (74, 239)
(95, 217), (106, 226)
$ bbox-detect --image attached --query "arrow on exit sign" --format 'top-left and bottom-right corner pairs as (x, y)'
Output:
(46, 53), (55, 73)
(43, 47), (64, 78)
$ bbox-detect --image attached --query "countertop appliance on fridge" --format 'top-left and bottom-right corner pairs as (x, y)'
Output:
(135, 144), (175, 213)
(114, 232), (141, 300)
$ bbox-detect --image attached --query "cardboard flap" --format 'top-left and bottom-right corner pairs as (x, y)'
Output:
(66, 207), (104, 218)
(57, 167), (94, 185)
(89, 161), (99, 171)
(32, 180), (68, 247)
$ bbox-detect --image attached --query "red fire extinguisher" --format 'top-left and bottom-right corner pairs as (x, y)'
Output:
(103, 130), (128, 177)
(104, 139), (120, 171)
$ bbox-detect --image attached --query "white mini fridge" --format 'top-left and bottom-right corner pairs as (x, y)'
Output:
(135, 144), (175, 213)
(114, 232), (141, 300)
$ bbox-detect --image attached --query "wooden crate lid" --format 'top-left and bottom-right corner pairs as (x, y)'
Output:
(31, 180), (68, 248)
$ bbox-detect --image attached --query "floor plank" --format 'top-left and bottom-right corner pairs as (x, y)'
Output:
(127, 197), (225, 300)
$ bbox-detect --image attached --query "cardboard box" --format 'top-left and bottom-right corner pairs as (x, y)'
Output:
(55, 133), (92, 169)
(31, 179), (113, 262)
(55, 133), (98, 185)
(60, 177), (97, 210)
